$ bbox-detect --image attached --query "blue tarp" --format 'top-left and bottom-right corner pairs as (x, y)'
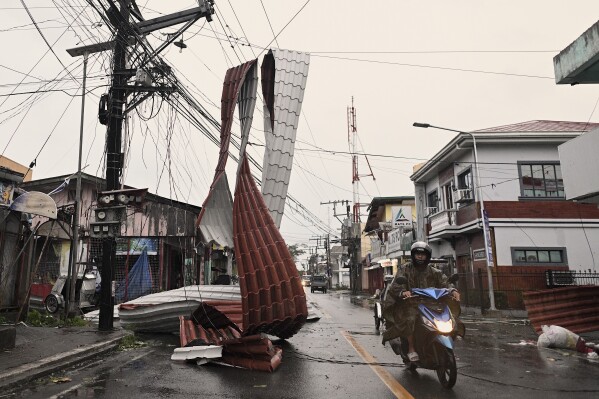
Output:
(116, 248), (152, 302)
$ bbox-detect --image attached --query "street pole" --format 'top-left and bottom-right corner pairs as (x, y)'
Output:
(99, 0), (130, 331)
(65, 51), (88, 317)
(413, 122), (497, 310)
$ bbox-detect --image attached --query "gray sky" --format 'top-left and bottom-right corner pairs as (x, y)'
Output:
(2, 1), (599, 252)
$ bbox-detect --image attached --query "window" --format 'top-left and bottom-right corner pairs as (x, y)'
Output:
(457, 169), (473, 191)
(442, 184), (453, 210)
(519, 162), (564, 198)
(427, 189), (439, 214)
(511, 247), (567, 266)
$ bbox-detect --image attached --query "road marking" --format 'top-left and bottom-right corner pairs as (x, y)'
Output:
(341, 330), (414, 399)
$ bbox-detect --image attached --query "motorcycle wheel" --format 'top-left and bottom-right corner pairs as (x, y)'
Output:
(44, 295), (59, 314)
(436, 347), (457, 389)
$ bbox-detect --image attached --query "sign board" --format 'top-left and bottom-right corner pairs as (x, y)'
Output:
(472, 249), (486, 261)
(391, 206), (412, 228)
(482, 210), (494, 267)
(1, 182), (14, 205)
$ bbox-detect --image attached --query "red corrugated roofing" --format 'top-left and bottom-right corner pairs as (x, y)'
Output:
(233, 154), (307, 339)
(523, 286), (599, 334)
(196, 60), (258, 229)
(473, 120), (599, 133)
(179, 317), (282, 372)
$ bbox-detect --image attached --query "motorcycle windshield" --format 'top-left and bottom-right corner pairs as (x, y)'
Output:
(412, 287), (450, 300)
(419, 303), (452, 322)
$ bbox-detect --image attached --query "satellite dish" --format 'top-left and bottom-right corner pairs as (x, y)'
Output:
(9, 191), (57, 219)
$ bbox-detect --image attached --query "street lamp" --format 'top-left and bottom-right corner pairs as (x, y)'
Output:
(413, 122), (497, 311)
(65, 42), (114, 316)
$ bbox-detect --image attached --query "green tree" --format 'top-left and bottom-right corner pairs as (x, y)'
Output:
(287, 244), (306, 262)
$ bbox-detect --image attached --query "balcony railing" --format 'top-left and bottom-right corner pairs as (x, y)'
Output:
(429, 209), (458, 232)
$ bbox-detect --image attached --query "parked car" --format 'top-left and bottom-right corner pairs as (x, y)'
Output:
(301, 275), (311, 287)
(310, 275), (328, 293)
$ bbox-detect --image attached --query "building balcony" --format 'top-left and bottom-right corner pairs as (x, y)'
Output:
(427, 203), (480, 240)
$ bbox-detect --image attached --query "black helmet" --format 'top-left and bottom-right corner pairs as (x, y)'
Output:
(410, 241), (432, 267)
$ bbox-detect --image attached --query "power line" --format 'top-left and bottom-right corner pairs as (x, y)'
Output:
(310, 54), (554, 79)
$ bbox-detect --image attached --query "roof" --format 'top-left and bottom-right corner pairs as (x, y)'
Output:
(473, 120), (599, 133)
(22, 172), (201, 212)
(364, 196), (415, 233)
(411, 120), (598, 183)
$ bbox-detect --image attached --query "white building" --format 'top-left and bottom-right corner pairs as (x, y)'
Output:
(411, 120), (599, 278)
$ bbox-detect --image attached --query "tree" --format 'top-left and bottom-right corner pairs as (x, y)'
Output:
(287, 244), (306, 262)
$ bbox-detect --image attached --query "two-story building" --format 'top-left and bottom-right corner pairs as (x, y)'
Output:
(411, 120), (599, 307)
(363, 196), (416, 294)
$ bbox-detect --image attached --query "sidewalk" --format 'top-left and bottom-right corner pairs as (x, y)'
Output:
(0, 323), (128, 390)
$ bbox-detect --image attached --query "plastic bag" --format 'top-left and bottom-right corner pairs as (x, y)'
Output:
(537, 325), (579, 350)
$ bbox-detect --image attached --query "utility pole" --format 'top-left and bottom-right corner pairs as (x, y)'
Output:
(93, 0), (215, 331)
(346, 98), (374, 294)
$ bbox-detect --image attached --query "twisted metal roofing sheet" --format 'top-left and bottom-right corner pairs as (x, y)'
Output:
(234, 154), (308, 339)
(261, 49), (310, 228)
(196, 60), (258, 247)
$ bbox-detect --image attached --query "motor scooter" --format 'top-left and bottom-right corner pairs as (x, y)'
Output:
(388, 274), (464, 389)
(44, 267), (101, 314)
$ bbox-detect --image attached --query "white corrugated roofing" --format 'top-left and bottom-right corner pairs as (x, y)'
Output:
(261, 49), (310, 228)
(198, 174), (234, 248)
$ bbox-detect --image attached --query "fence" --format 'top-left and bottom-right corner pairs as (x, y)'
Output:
(457, 269), (599, 311)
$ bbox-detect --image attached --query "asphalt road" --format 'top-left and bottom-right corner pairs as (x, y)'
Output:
(6, 288), (599, 398)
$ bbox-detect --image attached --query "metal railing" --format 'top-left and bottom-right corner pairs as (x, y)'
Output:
(457, 269), (599, 311)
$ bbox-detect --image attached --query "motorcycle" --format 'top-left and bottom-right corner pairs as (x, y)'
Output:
(388, 274), (464, 389)
(373, 275), (394, 331)
(44, 267), (101, 314)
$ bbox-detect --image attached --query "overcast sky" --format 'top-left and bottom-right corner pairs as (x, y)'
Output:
(2, 1), (599, 254)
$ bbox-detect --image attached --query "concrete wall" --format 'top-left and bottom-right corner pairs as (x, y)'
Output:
(494, 225), (599, 272)
(558, 129), (599, 202)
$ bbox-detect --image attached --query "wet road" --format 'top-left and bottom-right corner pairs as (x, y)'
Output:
(5, 288), (599, 398)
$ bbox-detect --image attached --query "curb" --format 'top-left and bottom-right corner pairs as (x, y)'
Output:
(0, 332), (129, 390)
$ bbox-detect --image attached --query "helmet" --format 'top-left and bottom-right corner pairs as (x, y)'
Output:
(410, 241), (432, 267)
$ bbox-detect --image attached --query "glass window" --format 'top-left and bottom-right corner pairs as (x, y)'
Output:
(537, 251), (550, 262)
(550, 250), (563, 263)
(427, 190), (439, 210)
(519, 162), (564, 198)
(512, 248), (566, 266)
(457, 169), (473, 191)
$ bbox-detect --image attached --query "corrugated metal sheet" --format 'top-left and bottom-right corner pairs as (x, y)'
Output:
(179, 317), (283, 372)
(237, 61), (258, 173)
(261, 49), (310, 228)
(523, 286), (599, 334)
(118, 285), (241, 332)
(473, 120), (599, 133)
(234, 154), (308, 339)
(196, 60), (258, 247)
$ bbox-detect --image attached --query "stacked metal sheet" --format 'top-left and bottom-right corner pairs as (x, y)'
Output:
(118, 285), (241, 332)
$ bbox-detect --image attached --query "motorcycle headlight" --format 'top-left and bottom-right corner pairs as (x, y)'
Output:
(434, 319), (454, 333)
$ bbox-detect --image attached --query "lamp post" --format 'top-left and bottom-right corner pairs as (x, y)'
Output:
(66, 42), (114, 317)
(413, 122), (496, 311)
